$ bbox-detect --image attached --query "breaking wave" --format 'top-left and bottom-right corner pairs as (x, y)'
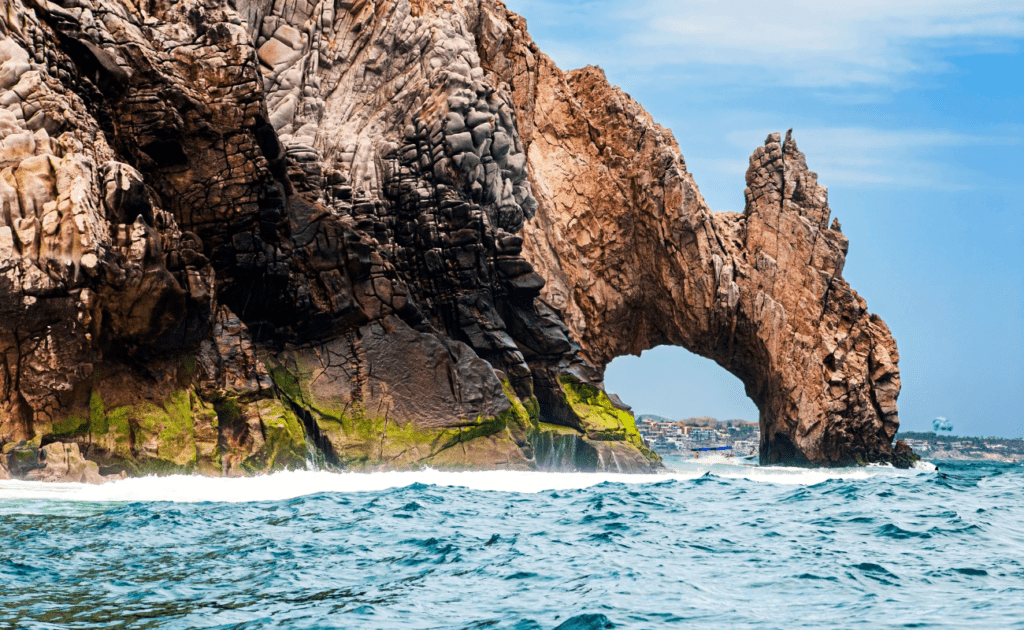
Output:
(0, 460), (926, 504)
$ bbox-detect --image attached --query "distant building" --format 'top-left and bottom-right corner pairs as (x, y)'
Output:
(690, 428), (716, 443)
(635, 415), (762, 455)
(903, 439), (932, 452)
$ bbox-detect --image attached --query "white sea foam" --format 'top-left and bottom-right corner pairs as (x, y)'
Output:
(0, 462), (924, 504)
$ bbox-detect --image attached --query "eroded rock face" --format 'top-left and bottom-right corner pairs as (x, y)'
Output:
(0, 0), (904, 480)
(480, 52), (902, 465)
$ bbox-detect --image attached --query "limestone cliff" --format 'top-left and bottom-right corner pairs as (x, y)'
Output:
(0, 0), (909, 481)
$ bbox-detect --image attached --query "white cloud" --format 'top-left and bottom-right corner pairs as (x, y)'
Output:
(717, 127), (1016, 190)
(726, 127), (1010, 152)
(505, 0), (1024, 86)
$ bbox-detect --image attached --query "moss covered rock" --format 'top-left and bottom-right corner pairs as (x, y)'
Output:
(20, 342), (659, 479)
(241, 399), (309, 474)
(558, 376), (648, 448)
(89, 392), (133, 461)
(268, 348), (531, 470)
(132, 390), (198, 468)
(540, 376), (662, 470)
(50, 412), (89, 438)
(73, 387), (223, 476)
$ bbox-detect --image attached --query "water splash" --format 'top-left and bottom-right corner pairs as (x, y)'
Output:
(0, 461), (926, 504)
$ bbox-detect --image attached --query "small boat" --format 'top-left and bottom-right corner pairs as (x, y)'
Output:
(691, 445), (735, 461)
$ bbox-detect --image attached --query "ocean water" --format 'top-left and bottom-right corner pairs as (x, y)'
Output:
(1, 460), (1021, 630)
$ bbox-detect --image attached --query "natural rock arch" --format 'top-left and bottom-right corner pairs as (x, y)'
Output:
(473, 47), (903, 464)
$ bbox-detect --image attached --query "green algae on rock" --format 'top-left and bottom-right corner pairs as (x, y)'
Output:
(239, 399), (308, 474)
(557, 376), (645, 446)
(524, 377), (661, 473)
(266, 341), (534, 471)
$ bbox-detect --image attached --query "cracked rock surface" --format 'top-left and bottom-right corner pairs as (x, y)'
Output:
(0, 0), (906, 481)
(495, 58), (904, 466)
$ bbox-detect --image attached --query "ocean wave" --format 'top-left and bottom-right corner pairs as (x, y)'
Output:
(0, 463), (927, 504)
(0, 461), (1019, 629)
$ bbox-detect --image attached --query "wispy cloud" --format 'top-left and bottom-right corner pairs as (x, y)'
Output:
(710, 127), (1018, 190)
(505, 0), (1024, 86)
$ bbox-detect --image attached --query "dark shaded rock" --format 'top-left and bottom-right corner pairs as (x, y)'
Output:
(504, 272), (546, 297)
(893, 439), (919, 469)
(275, 315), (510, 431)
(5, 443), (46, 478)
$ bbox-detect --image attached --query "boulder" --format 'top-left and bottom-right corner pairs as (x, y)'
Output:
(7, 442), (121, 484)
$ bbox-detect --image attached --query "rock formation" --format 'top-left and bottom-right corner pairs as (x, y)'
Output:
(488, 56), (903, 466)
(0, 0), (907, 481)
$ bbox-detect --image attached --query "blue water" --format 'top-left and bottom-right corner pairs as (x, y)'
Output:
(1, 460), (1022, 629)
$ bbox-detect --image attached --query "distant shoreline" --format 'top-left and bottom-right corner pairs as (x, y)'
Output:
(895, 431), (1021, 462)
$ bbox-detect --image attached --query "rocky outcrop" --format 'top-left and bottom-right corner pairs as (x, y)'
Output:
(0, 0), (906, 481)
(491, 54), (901, 465)
(462, 15), (903, 465)
(3, 440), (123, 483)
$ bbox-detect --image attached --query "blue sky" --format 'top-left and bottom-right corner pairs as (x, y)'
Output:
(501, 0), (1024, 437)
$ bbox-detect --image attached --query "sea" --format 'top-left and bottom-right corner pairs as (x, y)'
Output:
(1, 458), (1021, 630)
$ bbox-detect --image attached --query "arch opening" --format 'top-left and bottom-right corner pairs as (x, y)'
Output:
(604, 346), (762, 460)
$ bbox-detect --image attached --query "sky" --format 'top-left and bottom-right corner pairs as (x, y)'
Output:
(502, 0), (1024, 437)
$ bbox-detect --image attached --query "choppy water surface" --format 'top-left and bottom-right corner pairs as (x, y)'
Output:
(1, 460), (1022, 629)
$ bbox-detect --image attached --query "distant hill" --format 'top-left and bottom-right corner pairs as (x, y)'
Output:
(636, 414), (756, 428)
(636, 414), (673, 424)
(899, 431), (1024, 445)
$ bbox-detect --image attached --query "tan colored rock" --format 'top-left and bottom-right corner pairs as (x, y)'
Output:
(25, 442), (120, 484)
(257, 38), (301, 69)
